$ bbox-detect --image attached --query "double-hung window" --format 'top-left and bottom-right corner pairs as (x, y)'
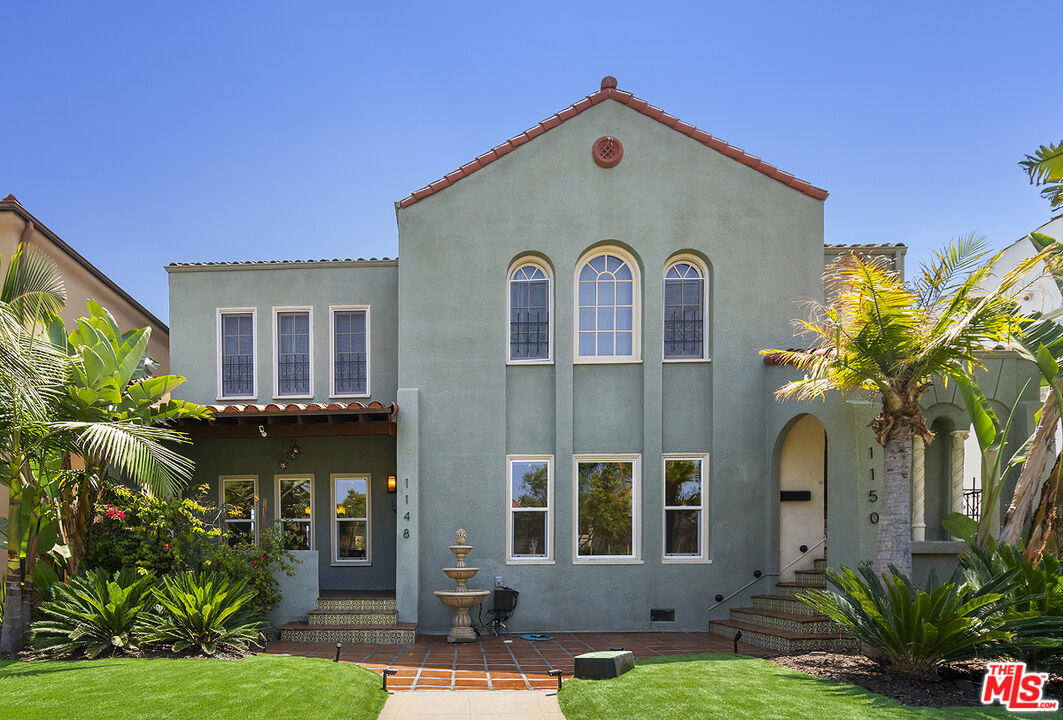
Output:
(663, 455), (708, 560)
(275, 308), (312, 397)
(331, 307), (369, 396)
(576, 249), (640, 361)
(663, 259), (707, 360)
(220, 476), (257, 546)
(507, 456), (552, 561)
(219, 310), (255, 398)
(332, 474), (370, 564)
(574, 455), (640, 562)
(508, 263), (551, 362)
(276, 475), (313, 550)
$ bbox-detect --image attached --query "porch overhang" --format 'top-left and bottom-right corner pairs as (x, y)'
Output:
(174, 401), (398, 438)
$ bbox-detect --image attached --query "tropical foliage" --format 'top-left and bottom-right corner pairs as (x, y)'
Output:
(139, 571), (263, 655)
(1021, 140), (1063, 210)
(799, 564), (1018, 678)
(763, 237), (1049, 576)
(30, 568), (155, 658)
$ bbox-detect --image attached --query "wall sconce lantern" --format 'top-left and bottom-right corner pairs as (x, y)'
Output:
(387, 475), (397, 494)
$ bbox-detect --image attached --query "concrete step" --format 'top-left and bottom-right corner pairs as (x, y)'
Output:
(709, 619), (858, 654)
(278, 621), (417, 645)
(306, 609), (398, 627)
(793, 569), (827, 588)
(316, 591), (396, 613)
(729, 608), (844, 635)
(775, 582), (825, 599)
(751, 594), (819, 616)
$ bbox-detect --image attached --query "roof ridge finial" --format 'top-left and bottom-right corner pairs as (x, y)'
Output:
(600, 75), (617, 90)
(1, 193), (19, 204)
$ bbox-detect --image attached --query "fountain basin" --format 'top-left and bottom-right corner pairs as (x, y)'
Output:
(442, 568), (480, 582)
(434, 589), (490, 609)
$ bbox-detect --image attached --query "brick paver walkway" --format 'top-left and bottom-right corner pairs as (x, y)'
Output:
(265, 631), (770, 690)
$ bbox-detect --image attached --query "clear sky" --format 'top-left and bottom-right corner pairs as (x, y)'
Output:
(2, 2), (1058, 324)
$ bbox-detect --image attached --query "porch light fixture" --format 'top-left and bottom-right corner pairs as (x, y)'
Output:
(387, 475), (397, 493)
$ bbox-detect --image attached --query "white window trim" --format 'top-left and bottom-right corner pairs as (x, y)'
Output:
(219, 475), (259, 545)
(573, 246), (642, 364)
(216, 308), (257, 401)
(330, 472), (372, 567)
(506, 455), (554, 565)
(662, 453), (711, 564)
(572, 453), (642, 564)
(506, 259), (554, 365)
(272, 306), (314, 400)
(329, 306), (372, 398)
(274, 474), (315, 551)
(662, 254), (710, 363)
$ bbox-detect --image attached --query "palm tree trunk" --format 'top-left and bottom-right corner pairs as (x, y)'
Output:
(1002, 390), (1060, 546)
(1024, 453), (1061, 562)
(875, 426), (913, 578)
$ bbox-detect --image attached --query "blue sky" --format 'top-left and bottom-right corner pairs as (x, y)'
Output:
(1, 2), (1058, 324)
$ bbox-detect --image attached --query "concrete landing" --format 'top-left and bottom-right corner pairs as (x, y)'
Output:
(379, 690), (565, 719)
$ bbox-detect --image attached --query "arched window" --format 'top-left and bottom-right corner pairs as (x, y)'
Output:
(508, 261), (552, 362)
(663, 258), (707, 360)
(576, 249), (639, 360)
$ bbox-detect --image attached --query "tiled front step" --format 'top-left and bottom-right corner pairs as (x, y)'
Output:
(752, 594), (819, 616)
(775, 582), (825, 599)
(278, 622), (416, 645)
(306, 610), (398, 627)
(729, 608), (844, 635)
(794, 569), (827, 587)
(316, 591), (396, 613)
(709, 619), (858, 654)
(814, 558), (827, 572)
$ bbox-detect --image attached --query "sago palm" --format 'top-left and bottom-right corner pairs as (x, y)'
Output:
(763, 236), (1050, 577)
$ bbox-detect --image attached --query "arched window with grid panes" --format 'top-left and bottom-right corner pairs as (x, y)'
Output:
(663, 257), (707, 360)
(575, 248), (640, 361)
(508, 261), (552, 362)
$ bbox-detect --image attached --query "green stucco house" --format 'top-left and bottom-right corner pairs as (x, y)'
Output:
(165, 77), (1040, 651)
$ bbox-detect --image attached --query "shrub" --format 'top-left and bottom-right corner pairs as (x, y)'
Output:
(30, 568), (155, 658)
(210, 524), (297, 617)
(799, 564), (1017, 678)
(139, 571), (264, 655)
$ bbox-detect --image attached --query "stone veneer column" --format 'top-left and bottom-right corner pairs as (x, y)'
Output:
(911, 435), (926, 542)
(950, 430), (969, 537)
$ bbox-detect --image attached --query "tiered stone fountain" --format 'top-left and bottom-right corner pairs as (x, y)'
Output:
(433, 528), (491, 643)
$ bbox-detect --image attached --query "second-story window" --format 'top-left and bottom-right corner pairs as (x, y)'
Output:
(576, 249), (639, 361)
(276, 309), (311, 397)
(220, 310), (255, 398)
(331, 307), (369, 397)
(664, 259), (707, 360)
(509, 262), (551, 362)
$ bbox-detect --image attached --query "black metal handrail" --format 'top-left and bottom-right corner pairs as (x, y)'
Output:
(706, 537), (826, 615)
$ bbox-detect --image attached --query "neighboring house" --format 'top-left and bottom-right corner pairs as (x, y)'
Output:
(983, 215), (1063, 319)
(166, 78), (1039, 649)
(0, 195), (170, 525)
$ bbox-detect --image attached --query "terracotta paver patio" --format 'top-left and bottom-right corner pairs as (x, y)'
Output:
(264, 631), (771, 690)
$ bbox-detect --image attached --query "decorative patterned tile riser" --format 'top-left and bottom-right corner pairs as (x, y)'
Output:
(316, 598), (396, 612)
(776, 584), (818, 599)
(280, 627), (415, 644)
(813, 558), (828, 572)
(751, 596), (818, 616)
(793, 571), (826, 587)
(729, 611), (841, 635)
(307, 612), (397, 627)
(709, 623), (858, 654)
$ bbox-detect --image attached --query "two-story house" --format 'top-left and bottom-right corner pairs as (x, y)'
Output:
(167, 78), (1040, 650)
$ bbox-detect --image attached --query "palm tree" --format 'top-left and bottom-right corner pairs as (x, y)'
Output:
(1021, 140), (1063, 210)
(763, 237), (1049, 578)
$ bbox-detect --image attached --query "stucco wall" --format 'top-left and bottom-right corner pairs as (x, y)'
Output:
(396, 99), (826, 633)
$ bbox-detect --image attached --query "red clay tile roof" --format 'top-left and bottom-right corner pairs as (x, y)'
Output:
(203, 401), (398, 418)
(824, 243), (906, 249)
(398, 76), (829, 209)
(167, 258), (395, 268)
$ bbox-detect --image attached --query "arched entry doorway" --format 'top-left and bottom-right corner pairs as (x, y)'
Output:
(778, 415), (827, 581)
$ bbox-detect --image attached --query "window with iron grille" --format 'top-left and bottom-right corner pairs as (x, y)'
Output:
(332, 309), (368, 395)
(220, 311), (255, 397)
(276, 310), (311, 396)
(509, 265), (550, 361)
(664, 262), (705, 359)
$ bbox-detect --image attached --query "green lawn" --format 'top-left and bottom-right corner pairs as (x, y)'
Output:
(558, 653), (1063, 720)
(0, 654), (387, 720)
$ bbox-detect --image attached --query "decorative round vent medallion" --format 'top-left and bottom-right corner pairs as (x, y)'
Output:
(592, 136), (623, 168)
